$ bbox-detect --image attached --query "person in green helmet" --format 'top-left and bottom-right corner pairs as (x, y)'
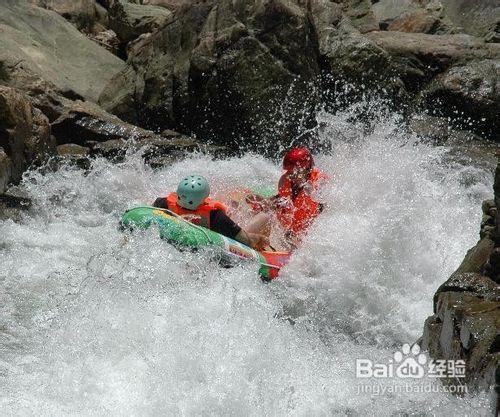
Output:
(152, 175), (270, 251)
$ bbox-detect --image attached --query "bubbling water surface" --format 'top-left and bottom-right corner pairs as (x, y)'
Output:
(0, 110), (495, 416)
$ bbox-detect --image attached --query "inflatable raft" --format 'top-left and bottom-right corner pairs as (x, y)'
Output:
(120, 206), (290, 280)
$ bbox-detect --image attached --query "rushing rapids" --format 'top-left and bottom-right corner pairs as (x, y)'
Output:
(0, 109), (495, 415)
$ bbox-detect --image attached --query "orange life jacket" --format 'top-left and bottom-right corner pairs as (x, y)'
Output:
(165, 192), (228, 229)
(276, 168), (327, 235)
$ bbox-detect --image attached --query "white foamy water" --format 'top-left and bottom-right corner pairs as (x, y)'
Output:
(0, 110), (495, 416)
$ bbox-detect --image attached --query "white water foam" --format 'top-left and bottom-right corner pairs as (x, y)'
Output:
(0, 110), (495, 416)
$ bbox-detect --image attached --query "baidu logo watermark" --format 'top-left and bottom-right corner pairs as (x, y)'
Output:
(355, 344), (468, 395)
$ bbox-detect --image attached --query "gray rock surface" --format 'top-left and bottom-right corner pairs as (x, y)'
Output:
(109, 0), (173, 43)
(0, 0), (125, 103)
(99, 0), (321, 148)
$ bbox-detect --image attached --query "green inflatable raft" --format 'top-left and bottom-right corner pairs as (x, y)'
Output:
(120, 206), (290, 280)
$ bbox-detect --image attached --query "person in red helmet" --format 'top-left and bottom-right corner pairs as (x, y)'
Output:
(245, 147), (327, 248)
(275, 147), (327, 244)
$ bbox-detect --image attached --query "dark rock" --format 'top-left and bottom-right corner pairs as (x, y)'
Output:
(49, 100), (208, 164)
(0, 186), (32, 222)
(435, 292), (500, 389)
(55, 143), (91, 169)
(0, 85), (56, 185)
(483, 200), (496, 216)
(409, 114), (451, 142)
(91, 138), (128, 161)
(485, 21), (500, 44)
(366, 32), (499, 90)
(434, 272), (500, 309)
(420, 59), (500, 139)
(57, 143), (90, 156)
(317, 19), (394, 87)
(421, 315), (443, 353)
(0, 148), (13, 194)
(51, 100), (160, 145)
(495, 154), (500, 211)
(100, 0), (321, 149)
(371, 0), (454, 34)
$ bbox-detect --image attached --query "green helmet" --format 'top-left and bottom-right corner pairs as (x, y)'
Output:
(176, 175), (210, 210)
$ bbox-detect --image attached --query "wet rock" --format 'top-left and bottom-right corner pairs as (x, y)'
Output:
(57, 143), (90, 156)
(0, 148), (13, 194)
(51, 100), (160, 145)
(99, 0), (321, 149)
(483, 200), (496, 216)
(109, 0), (173, 43)
(434, 273), (500, 307)
(317, 19), (394, 87)
(56, 143), (91, 168)
(91, 138), (128, 161)
(49, 100), (209, 164)
(434, 292), (500, 389)
(420, 59), (500, 138)
(0, 186), (32, 221)
(422, 155), (500, 392)
(409, 114), (451, 142)
(0, 86), (56, 185)
(366, 32), (498, 90)
(0, 1), (125, 105)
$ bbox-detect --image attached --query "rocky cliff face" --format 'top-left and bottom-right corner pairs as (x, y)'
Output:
(97, 0), (500, 145)
(422, 157), (500, 391)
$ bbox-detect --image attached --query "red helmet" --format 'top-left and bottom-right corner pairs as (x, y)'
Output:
(283, 147), (314, 171)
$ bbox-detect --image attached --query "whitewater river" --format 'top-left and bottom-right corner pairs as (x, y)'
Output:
(0, 109), (496, 416)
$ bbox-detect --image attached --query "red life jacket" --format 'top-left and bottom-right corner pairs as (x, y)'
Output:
(276, 168), (327, 235)
(164, 192), (228, 229)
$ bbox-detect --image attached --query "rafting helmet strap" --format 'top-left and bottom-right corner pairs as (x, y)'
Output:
(177, 175), (210, 210)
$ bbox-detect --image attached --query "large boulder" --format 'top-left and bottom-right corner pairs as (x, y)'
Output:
(50, 100), (210, 166)
(439, 0), (500, 40)
(51, 100), (168, 145)
(372, 0), (454, 34)
(422, 161), (500, 391)
(0, 1), (125, 106)
(0, 86), (56, 187)
(108, 0), (173, 43)
(366, 31), (500, 91)
(0, 148), (13, 194)
(420, 59), (500, 137)
(99, 0), (321, 149)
